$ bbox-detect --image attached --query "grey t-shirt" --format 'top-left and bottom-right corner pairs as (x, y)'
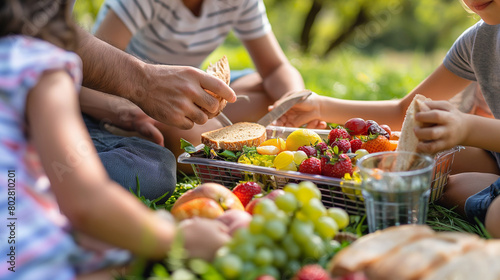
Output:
(444, 20), (500, 119)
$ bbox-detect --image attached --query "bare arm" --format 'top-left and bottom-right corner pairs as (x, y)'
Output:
(242, 32), (305, 101)
(27, 70), (229, 259)
(75, 25), (236, 130)
(276, 64), (472, 130)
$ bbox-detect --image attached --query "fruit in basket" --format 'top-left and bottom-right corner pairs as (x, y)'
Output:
(274, 151), (297, 171)
(379, 124), (392, 137)
(344, 118), (369, 136)
(259, 138), (286, 152)
(171, 197), (225, 220)
(232, 181), (263, 207)
(171, 183), (244, 220)
(366, 120), (390, 139)
(298, 145), (317, 157)
(360, 135), (392, 153)
(329, 127), (351, 143)
(322, 153), (353, 178)
(330, 138), (351, 154)
(350, 138), (363, 153)
(299, 157), (322, 175)
(257, 145), (280, 155)
(293, 150), (308, 165)
(286, 129), (323, 151)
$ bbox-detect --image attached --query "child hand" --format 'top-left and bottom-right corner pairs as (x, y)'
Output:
(178, 217), (231, 262)
(273, 92), (326, 128)
(414, 100), (469, 154)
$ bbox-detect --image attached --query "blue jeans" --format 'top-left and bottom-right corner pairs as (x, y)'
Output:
(464, 150), (500, 223)
(82, 114), (176, 203)
(230, 69), (254, 83)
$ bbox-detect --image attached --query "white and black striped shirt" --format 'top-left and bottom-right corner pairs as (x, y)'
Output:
(93, 0), (271, 67)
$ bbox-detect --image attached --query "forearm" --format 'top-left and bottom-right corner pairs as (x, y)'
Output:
(463, 114), (500, 153)
(262, 63), (305, 101)
(79, 86), (138, 125)
(75, 26), (146, 103)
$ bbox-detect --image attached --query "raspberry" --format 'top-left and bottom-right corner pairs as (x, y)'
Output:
(232, 182), (263, 207)
(350, 138), (363, 153)
(328, 128), (351, 144)
(298, 145), (317, 157)
(299, 157), (322, 175)
(330, 138), (351, 154)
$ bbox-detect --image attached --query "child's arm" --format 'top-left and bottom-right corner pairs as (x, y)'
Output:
(415, 100), (500, 155)
(242, 32), (305, 101)
(26, 70), (230, 260)
(79, 87), (164, 145)
(276, 64), (472, 130)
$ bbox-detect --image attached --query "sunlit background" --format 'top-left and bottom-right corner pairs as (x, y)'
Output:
(73, 0), (479, 101)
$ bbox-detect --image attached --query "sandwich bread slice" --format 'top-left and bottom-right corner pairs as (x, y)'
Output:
(205, 55), (230, 116)
(395, 94), (431, 171)
(201, 122), (267, 151)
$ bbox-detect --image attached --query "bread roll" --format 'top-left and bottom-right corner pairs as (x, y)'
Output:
(205, 55), (230, 116)
(201, 122), (266, 151)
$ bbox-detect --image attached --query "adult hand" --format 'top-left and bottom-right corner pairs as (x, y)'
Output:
(178, 217), (231, 262)
(133, 65), (236, 130)
(273, 92), (327, 128)
(414, 100), (468, 154)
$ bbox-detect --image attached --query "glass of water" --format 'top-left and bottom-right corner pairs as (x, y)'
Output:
(357, 151), (434, 233)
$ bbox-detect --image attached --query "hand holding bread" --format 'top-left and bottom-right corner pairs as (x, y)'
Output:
(204, 55), (231, 117)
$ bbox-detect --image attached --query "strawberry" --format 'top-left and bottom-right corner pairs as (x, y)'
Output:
(316, 142), (329, 155)
(293, 264), (331, 280)
(298, 145), (317, 157)
(299, 157), (322, 175)
(232, 182), (263, 207)
(330, 138), (351, 154)
(328, 127), (351, 143)
(322, 153), (353, 178)
(361, 135), (392, 153)
(349, 138), (363, 152)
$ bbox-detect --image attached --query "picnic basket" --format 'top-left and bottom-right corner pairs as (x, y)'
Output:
(178, 126), (461, 215)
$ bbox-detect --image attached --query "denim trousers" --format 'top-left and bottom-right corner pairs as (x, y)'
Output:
(82, 114), (176, 203)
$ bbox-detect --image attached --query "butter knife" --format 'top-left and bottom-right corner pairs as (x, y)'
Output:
(257, 89), (312, 127)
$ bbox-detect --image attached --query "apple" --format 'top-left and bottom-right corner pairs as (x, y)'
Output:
(172, 183), (244, 211)
(171, 197), (225, 220)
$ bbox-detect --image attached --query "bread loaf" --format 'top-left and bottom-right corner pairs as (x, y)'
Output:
(205, 55), (230, 116)
(201, 122), (266, 151)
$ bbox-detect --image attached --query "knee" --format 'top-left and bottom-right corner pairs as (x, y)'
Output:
(485, 196), (500, 238)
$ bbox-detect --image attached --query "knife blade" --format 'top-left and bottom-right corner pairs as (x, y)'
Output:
(257, 89), (312, 127)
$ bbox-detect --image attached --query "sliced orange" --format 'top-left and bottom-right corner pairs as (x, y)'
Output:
(389, 140), (398, 151)
(259, 137), (286, 153)
(257, 145), (280, 155)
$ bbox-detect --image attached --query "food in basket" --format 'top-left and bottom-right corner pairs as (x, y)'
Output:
(201, 122), (267, 151)
(171, 183), (244, 220)
(329, 224), (498, 280)
(205, 55), (230, 116)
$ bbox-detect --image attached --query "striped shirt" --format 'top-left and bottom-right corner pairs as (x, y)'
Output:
(93, 0), (272, 67)
(0, 36), (82, 280)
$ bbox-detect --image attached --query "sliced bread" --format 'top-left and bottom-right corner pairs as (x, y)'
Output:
(395, 94), (431, 171)
(201, 122), (267, 151)
(205, 55), (230, 116)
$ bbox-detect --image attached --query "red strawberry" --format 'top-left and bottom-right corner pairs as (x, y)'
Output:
(298, 145), (317, 157)
(322, 154), (353, 178)
(349, 138), (363, 152)
(330, 138), (351, 154)
(299, 157), (322, 175)
(232, 182), (263, 207)
(293, 264), (331, 280)
(361, 135), (391, 153)
(328, 128), (350, 143)
(316, 142), (329, 154)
